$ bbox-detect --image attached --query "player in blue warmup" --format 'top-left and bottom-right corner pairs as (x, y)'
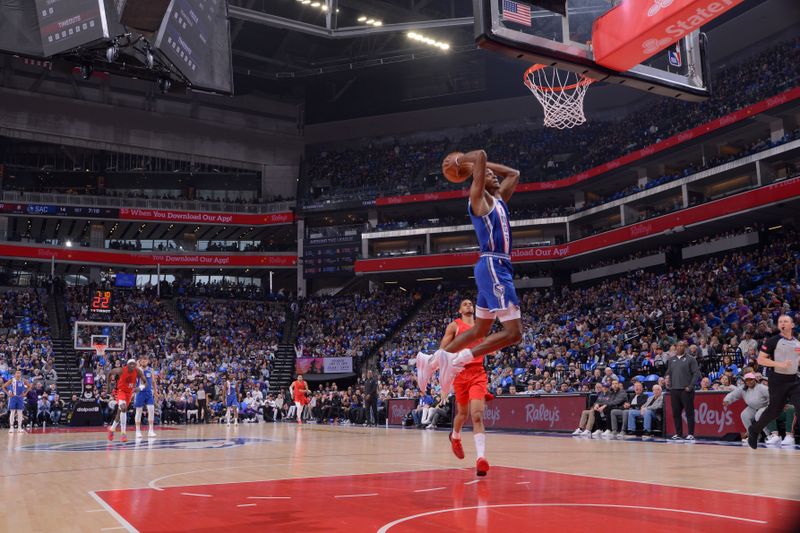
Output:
(134, 356), (159, 439)
(225, 375), (240, 426)
(2, 370), (32, 433)
(417, 150), (522, 398)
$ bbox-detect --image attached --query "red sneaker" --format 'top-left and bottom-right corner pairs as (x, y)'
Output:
(476, 457), (490, 477)
(120, 434), (128, 443)
(484, 392), (495, 402)
(107, 430), (114, 442)
(449, 432), (465, 459)
(297, 420), (303, 425)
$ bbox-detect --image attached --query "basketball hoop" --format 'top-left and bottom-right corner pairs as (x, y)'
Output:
(524, 65), (594, 129)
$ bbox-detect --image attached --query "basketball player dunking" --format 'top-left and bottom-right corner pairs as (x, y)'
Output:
(134, 356), (159, 439)
(107, 359), (146, 442)
(290, 374), (310, 424)
(440, 299), (493, 476)
(417, 150), (522, 399)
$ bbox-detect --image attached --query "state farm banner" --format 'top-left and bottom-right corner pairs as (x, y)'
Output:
(664, 391), (746, 438)
(0, 243), (297, 268)
(593, 0), (746, 72)
(387, 399), (416, 425)
(118, 208), (294, 226)
(463, 395), (588, 432)
(375, 87), (799, 206)
(323, 357), (353, 373)
(357, 176), (800, 273)
(295, 357), (354, 375)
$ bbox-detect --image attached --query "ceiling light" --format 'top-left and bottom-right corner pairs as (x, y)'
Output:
(373, 20), (382, 26)
(366, 18), (374, 24)
(321, 4), (328, 10)
(358, 16), (367, 22)
(311, 2), (320, 6)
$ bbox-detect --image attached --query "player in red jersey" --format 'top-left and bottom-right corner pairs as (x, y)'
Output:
(290, 374), (310, 424)
(107, 359), (145, 442)
(440, 299), (492, 476)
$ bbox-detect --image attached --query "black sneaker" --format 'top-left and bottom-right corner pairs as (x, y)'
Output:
(670, 435), (683, 441)
(685, 435), (696, 442)
(747, 428), (759, 450)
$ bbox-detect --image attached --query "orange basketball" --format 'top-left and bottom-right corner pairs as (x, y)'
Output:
(442, 152), (472, 183)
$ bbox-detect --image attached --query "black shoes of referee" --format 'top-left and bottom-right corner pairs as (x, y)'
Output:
(747, 426), (759, 450)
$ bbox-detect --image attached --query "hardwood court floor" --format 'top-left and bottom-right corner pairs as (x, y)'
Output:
(2, 423), (799, 532)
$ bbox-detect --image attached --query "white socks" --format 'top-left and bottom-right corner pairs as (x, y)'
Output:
(9, 410), (17, 429)
(474, 433), (486, 459)
(452, 430), (461, 440)
(147, 405), (155, 432)
(110, 420), (117, 431)
(135, 407), (143, 431)
(226, 408), (231, 424)
(120, 412), (127, 434)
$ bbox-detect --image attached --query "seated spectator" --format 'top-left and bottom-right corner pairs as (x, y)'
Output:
(626, 385), (664, 440)
(610, 381), (647, 439)
(573, 383), (613, 437)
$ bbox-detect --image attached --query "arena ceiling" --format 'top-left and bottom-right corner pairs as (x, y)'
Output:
(226, 0), (794, 123)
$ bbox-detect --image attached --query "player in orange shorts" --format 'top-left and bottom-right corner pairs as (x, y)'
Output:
(107, 359), (145, 442)
(290, 374), (310, 424)
(440, 299), (492, 476)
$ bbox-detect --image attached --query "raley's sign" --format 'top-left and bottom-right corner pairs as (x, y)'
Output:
(593, 0), (746, 71)
(664, 391), (746, 438)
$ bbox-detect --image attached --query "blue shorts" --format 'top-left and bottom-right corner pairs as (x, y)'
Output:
(226, 395), (238, 408)
(9, 397), (25, 410)
(474, 254), (520, 321)
(134, 390), (154, 408)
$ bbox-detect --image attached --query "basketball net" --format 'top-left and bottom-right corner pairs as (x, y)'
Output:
(524, 65), (593, 129)
(92, 343), (107, 358)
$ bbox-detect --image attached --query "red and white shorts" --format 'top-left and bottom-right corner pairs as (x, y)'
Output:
(114, 389), (133, 406)
(454, 365), (488, 406)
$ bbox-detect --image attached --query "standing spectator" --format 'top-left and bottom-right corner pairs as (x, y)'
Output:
(196, 383), (207, 423)
(666, 341), (701, 441)
(364, 370), (379, 426)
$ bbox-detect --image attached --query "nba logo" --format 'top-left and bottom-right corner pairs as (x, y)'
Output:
(668, 44), (682, 68)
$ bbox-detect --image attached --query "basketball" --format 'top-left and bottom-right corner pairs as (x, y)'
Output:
(442, 152), (473, 183)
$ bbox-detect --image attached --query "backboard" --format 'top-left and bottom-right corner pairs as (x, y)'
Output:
(74, 321), (127, 352)
(474, 0), (710, 101)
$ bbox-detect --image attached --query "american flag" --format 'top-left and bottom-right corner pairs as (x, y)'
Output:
(502, 0), (532, 26)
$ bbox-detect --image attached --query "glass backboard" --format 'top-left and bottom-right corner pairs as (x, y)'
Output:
(474, 0), (710, 101)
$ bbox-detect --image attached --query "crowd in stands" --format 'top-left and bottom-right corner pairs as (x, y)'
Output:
(378, 227), (799, 401)
(302, 38), (799, 204)
(296, 289), (421, 360)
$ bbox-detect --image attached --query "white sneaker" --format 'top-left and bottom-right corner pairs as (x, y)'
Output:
(148, 431), (157, 438)
(685, 435), (696, 443)
(415, 351), (438, 391)
(581, 429), (591, 437)
(602, 430), (612, 438)
(615, 432), (625, 440)
(572, 428), (583, 436)
(8, 428), (13, 434)
(765, 434), (782, 446)
(437, 349), (464, 398)
(592, 430), (603, 439)
(781, 435), (796, 447)
(226, 422), (231, 427)
(136, 431), (143, 439)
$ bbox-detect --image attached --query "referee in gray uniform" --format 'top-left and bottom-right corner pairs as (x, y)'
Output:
(666, 341), (701, 441)
(748, 314), (800, 449)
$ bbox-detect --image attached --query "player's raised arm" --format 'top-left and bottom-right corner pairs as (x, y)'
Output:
(461, 150), (488, 214)
(489, 162), (520, 203)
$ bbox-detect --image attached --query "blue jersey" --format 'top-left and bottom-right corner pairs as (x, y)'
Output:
(138, 368), (154, 393)
(468, 196), (520, 317)
(225, 380), (238, 407)
(469, 196), (513, 257)
(10, 379), (26, 396)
